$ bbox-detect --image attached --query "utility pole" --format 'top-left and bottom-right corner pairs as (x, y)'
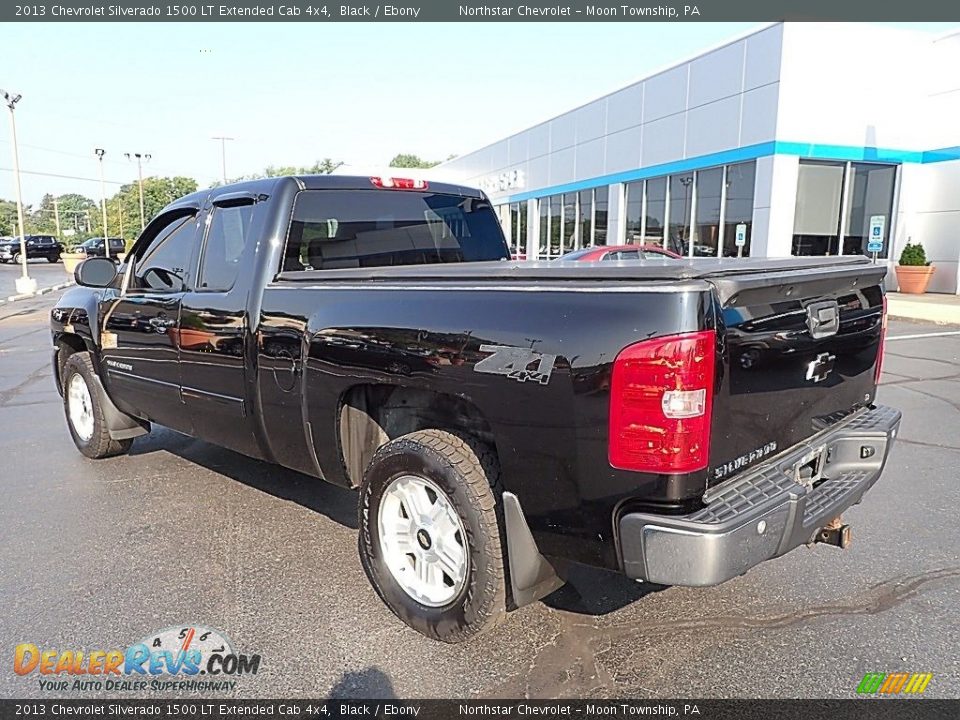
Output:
(125, 152), (151, 232)
(53, 197), (62, 243)
(117, 199), (124, 241)
(1, 88), (35, 294)
(212, 136), (233, 184)
(95, 148), (110, 258)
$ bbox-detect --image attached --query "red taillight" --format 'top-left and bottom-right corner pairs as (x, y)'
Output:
(609, 330), (716, 474)
(874, 294), (888, 385)
(370, 176), (429, 191)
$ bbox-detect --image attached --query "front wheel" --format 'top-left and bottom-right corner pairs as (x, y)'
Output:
(358, 429), (507, 643)
(62, 352), (133, 459)
(12, 252), (21, 265)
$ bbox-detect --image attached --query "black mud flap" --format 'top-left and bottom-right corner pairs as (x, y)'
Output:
(503, 491), (564, 608)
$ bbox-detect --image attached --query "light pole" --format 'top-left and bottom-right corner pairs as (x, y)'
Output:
(1, 89), (35, 294)
(53, 197), (62, 244)
(125, 152), (151, 232)
(212, 136), (233, 184)
(95, 148), (110, 258)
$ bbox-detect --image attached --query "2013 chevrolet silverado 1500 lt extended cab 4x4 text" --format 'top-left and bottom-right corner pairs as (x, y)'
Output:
(50, 175), (900, 642)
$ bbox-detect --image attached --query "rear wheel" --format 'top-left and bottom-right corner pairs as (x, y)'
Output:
(62, 352), (133, 459)
(47, 253), (60, 263)
(358, 429), (507, 642)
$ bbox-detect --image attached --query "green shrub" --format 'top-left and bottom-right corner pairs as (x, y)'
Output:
(898, 242), (930, 266)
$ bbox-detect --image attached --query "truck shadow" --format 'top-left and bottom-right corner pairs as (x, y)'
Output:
(542, 563), (669, 616)
(129, 426), (359, 530)
(129, 427), (668, 617)
(327, 666), (397, 699)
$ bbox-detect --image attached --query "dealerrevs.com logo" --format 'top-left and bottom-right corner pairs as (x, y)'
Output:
(14, 625), (261, 693)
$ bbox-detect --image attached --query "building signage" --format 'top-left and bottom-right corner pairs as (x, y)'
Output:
(479, 169), (525, 194)
(735, 223), (747, 247)
(867, 215), (885, 253)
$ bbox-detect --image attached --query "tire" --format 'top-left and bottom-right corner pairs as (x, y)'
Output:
(48, 253), (60, 263)
(358, 429), (507, 643)
(62, 352), (133, 459)
(12, 252), (21, 265)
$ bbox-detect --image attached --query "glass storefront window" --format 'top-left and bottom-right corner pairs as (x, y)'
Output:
(562, 193), (578, 253)
(594, 186), (609, 246)
(645, 177), (666, 246)
(668, 174), (694, 256)
(723, 161), (755, 257)
(842, 163), (896, 258)
(624, 181), (643, 244)
(537, 197), (548, 260)
(579, 189), (593, 247)
(693, 167), (723, 257)
(549, 195), (562, 258)
(793, 161), (846, 256)
(512, 202), (527, 258)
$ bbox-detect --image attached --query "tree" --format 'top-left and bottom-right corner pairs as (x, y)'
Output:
(0, 199), (20, 236)
(213, 158), (344, 186)
(28, 193), (97, 239)
(389, 153), (442, 169)
(90, 176), (198, 246)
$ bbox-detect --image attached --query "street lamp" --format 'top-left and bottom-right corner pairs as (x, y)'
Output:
(212, 136), (234, 184)
(1, 88), (36, 295)
(125, 152), (151, 232)
(94, 148), (110, 258)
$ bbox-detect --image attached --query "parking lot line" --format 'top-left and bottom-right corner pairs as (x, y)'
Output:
(887, 330), (960, 341)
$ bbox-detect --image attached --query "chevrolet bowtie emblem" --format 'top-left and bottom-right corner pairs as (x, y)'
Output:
(805, 352), (836, 383)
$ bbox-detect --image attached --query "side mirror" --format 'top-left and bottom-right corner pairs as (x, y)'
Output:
(75, 256), (119, 288)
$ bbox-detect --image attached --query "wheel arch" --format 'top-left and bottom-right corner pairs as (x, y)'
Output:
(337, 383), (496, 489)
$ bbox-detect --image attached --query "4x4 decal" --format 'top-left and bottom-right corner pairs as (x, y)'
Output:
(474, 344), (557, 385)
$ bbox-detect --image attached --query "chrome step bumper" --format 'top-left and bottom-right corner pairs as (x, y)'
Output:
(619, 405), (902, 586)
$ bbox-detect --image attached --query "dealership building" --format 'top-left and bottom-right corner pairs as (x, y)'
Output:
(435, 23), (960, 293)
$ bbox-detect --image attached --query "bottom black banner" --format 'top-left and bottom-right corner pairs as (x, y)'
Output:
(0, 700), (955, 720)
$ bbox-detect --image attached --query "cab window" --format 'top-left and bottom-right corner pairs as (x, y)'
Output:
(132, 214), (198, 292)
(197, 203), (255, 291)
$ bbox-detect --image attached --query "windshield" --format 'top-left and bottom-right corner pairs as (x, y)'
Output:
(282, 189), (509, 271)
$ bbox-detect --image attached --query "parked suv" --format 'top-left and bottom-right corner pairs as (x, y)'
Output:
(79, 237), (126, 259)
(0, 235), (63, 263)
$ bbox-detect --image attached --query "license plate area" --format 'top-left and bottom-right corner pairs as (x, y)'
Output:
(793, 444), (829, 488)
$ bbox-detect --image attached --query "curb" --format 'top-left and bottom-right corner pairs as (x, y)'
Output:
(2, 280), (75, 304)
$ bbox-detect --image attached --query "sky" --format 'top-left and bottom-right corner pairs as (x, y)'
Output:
(3, 21), (959, 205)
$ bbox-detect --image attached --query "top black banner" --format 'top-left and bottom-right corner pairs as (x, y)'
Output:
(5, 0), (960, 22)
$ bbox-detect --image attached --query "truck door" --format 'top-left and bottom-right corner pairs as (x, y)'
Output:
(100, 209), (201, 434)
(178, 193), (260, 455)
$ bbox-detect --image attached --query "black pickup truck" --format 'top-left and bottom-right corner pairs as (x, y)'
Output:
(50, 175), (900, 642)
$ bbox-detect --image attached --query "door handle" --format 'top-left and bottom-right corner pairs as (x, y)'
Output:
(148, 316), (176, 332)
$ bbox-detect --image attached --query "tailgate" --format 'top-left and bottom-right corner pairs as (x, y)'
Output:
(706, 259), (886, 487)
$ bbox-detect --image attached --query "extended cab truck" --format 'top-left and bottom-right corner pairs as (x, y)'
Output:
(50, 175), (900, 642)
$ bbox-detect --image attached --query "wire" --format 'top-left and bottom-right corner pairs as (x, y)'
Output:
(0, 166), (126, 185)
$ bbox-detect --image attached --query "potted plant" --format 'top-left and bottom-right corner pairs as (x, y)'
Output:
(60, 239), (86, 277)
(895, 241), (935, 294)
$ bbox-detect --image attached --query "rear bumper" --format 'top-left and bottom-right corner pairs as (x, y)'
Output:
(619, 405), (901, 586)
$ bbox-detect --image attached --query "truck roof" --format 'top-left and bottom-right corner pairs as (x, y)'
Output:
(169, 174), (486, 211)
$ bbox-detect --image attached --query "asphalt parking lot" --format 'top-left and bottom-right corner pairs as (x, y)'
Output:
(0, 260), (71, 298)
(1, 290), (958, 699)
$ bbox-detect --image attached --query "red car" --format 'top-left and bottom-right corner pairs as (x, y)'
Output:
(557, 244), (683, 262)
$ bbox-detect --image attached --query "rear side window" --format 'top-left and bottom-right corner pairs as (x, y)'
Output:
(198, 204), (255, 291)
(282, 190), (508, 271)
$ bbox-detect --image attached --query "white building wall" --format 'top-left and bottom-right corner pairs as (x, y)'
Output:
(433, 22), (960, 290)
(752, 154), (798, 257)
(436, 23), (785, 207)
